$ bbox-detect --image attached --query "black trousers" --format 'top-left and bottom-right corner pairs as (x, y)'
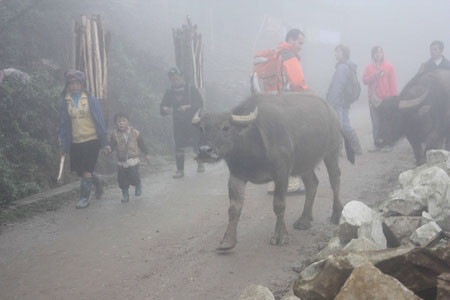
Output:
(70, 139), (100, 177)
(117, 165), (141, 190)
(174, 144), (200, 171)
(369, 103), (381, 145)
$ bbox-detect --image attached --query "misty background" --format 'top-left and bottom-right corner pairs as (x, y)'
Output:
(0, 0), (449, 204)
(108, 0), (450, 102)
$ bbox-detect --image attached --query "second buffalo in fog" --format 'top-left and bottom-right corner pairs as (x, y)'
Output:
(375, 69), (450, 165)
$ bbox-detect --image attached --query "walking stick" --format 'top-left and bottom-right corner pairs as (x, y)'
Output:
(57, 154), (65, 183)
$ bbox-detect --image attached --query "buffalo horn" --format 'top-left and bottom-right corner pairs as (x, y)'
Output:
(230, 107), (258, 125)
(192, 108), (202, 124)
(398, 91), (429, 110)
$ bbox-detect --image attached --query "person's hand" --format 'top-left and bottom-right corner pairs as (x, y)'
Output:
(145, 154), (151, 162)
(60, 149), (66, 157)
(177, 105), (191, 112)
(375, 69), (384, 78)
(104, 145), (112, 154)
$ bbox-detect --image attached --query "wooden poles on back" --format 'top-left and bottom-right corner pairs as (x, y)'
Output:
(73, 15), (109, 101)
(172, 15), (203, 89)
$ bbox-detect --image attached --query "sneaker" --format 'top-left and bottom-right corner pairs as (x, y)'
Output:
(135, 184), (142, 196)
(76, 198), (89, 209)
(172, 170), (184, 179)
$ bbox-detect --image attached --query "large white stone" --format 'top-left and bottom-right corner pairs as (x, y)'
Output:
(409, 221), (442, 247)
(412, 166), (449, 193)
(382, 186), (428, 217)
(240, 285), (275, 300)
(426, 150), (450, 173)
(428, 182), (450, 230)
(358, 219), (387, 250)
(338, 201), (375, 243)
(340, 201), (375, 225)
(383, 167), (449, 218)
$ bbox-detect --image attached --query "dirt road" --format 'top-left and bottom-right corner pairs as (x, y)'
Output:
(0, 103), (415, 300)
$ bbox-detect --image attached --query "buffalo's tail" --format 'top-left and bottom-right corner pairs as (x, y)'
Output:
(342, 131), (355, 164)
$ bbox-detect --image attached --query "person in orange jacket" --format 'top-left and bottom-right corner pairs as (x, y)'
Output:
(276, 29), (308, 92)
(363, 46), (397, 152)
(270, 29), (308, 194)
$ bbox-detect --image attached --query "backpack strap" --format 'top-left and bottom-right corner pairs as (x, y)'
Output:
(277, 49), (293, 92)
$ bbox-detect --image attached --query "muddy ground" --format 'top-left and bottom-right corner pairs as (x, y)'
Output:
(0, 103), (416, 300)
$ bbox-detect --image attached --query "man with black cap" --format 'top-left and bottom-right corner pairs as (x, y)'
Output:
(160, 67), (204, 178)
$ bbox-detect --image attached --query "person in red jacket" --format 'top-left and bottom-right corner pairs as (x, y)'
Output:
(363, 46), (397, 152)
(277, 29), (308, 92)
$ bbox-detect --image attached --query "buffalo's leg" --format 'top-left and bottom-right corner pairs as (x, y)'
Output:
(323, 153), (342, 224)
(270, 173), (289, 245)
(294, 170), (319, 230)
(408, 139), (424, 166)
(217, 174), (247, 251)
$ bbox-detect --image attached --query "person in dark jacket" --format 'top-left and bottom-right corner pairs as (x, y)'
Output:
(326, 44), (362, 155)
(59, 70), (108, 208)
(419, 40), (450, 74)
(160, 67), (204, 178)
(402, 40), (450, 95)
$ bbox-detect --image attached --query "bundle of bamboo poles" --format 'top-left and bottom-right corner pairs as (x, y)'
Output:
(73, 15), (109, 101)
(172, 15), (203, 89)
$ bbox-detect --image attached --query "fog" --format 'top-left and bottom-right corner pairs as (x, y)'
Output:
(84, 0), (450, 101)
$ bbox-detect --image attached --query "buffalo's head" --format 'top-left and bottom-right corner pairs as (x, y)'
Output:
(192, 107), (258, 163)
(376, 91), (429, 146)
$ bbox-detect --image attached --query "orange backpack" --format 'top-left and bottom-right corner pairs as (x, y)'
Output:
(250, 49), (287, 94)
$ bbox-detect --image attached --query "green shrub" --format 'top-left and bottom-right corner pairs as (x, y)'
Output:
(0, 71), (61, 205)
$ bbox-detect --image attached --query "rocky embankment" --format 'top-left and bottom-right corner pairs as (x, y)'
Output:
(240, 150), (450, 300)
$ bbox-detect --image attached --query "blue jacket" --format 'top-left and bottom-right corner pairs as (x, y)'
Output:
(59, 94), (107, 153)
(326, 61), (357, 108)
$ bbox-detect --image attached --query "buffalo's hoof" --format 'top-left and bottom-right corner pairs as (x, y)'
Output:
(270, 233), (289, 246)
(216, 240), (236, 251)
(293, 218), (311, 230)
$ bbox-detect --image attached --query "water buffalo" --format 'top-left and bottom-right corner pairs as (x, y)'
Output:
(375, 69), (450, 165)
(192, 91), (354, 250)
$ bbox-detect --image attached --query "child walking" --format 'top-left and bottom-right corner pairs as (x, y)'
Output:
(105, 112), (150, 202)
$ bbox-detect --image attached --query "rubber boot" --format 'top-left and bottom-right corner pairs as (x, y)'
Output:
(121, 189), (129, 203)
(76, 178), (92, 209)
(91, 173), (103, 199)
(135, 183), (142, 196)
